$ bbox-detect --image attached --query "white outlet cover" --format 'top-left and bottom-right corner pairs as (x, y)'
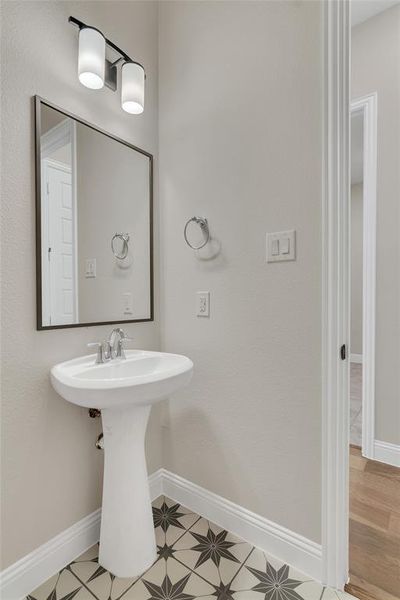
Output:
(123, 292), (133, 314)
(196, 291), (210, 317)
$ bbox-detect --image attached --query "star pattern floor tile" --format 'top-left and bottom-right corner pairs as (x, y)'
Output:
(26, 496), (356, 600)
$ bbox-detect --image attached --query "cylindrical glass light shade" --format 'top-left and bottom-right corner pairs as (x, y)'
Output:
(78, 27), (105, 89)
(121, 62), (145, 114)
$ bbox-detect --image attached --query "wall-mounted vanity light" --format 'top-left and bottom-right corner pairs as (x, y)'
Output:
(121, 62), (145, 114)
(69, 16), (145, 114)
(78, 26), (105, 89)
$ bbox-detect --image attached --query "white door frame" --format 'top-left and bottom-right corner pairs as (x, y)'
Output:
(350, 94), (378, 460)
(40, 119), (79, 325)
(321, 0), (350, 590)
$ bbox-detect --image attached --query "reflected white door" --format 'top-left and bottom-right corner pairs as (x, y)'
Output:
(43, 160), (77, 325)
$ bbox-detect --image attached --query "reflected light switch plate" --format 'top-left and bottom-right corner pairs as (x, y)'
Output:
(85, 258), (96, 278)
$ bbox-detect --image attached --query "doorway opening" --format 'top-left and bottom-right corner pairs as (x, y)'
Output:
(346, 3), (400, 598)
(349, 93), (377, 457)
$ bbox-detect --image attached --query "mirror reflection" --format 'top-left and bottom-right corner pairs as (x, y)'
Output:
(36, 100), (153, 329)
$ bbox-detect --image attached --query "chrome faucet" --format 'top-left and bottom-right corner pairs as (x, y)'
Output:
(87, 328), (134, 364)
(108, 328), (132, 359)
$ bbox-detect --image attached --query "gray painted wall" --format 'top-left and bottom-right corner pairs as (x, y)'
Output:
(158, 0), (323, 543)
(0, 0), (161, 569)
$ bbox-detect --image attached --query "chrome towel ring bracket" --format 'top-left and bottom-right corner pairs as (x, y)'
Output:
(111, 233), (130, 260)
(184, 217), (210, 250)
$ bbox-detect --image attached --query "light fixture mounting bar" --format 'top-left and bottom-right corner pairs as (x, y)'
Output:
(68, 16), (144, 92)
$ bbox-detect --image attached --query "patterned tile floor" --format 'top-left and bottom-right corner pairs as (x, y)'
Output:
(27, 497), (356, 600)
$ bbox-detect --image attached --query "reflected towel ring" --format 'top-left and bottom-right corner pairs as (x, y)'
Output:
(111, 233), (130, 260)
(184, 217), (210, 250)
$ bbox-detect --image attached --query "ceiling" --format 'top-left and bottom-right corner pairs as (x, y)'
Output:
(351, 0), (400, 27)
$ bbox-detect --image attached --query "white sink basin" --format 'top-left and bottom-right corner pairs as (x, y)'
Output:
(50, 349), (193, 578)
(51, 350), (193, 408)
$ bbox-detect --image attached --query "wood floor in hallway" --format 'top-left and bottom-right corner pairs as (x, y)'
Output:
(345, 446), (400, 600)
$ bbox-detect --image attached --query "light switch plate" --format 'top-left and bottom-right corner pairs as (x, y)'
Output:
(196, 291), (210, 317)
(266, 230), (296, 262)
(85, 258), (96, 278)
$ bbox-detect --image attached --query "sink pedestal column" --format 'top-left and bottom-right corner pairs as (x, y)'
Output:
(99, 404), (157, 578)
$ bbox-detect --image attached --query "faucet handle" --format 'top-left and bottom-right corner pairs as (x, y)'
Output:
(87, 342), (103, 364)
(102, 340), (112, 361)
(118, 336), (134, 359)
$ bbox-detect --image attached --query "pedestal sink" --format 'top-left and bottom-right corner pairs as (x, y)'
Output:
(50, 350), (193, 578)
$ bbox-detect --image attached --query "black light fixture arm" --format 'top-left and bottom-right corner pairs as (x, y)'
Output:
(68, 16), (144, 91)
(69, 16), (132, 63)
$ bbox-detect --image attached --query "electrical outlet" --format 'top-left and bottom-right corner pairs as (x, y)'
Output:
(123, 292), (133, 314)
(196, 291), (210, 317)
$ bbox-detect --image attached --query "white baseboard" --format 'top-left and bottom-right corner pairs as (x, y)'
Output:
(350, 353), (363, 364)
(374, 440), (400, 467)
(0, 510), (101, 600)
(161, 469), (322, 582)
(0, 470), (163, 600)
(1, 468), (322, 599)
(149, 468), (164, 500)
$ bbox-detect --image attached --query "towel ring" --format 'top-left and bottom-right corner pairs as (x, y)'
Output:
(111, 233), (130, 260)
(184, 217), (210, 250)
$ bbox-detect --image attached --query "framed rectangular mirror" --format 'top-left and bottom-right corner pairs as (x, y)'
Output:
(35, 96), (153, 330)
